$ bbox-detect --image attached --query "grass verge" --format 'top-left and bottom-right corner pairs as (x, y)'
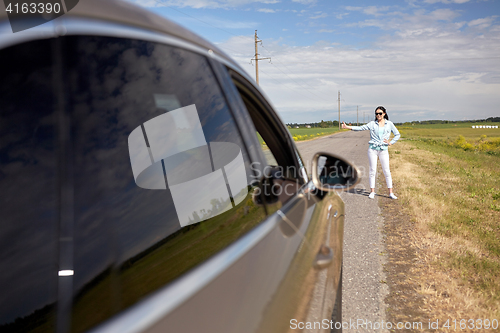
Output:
(258, 127), (347, 146)
(382, 136), (500, 331)
(288, 127), (345, 141)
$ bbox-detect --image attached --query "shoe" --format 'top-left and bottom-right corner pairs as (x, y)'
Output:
(368, 192), (375, 199)
(389, 193), (398, 199)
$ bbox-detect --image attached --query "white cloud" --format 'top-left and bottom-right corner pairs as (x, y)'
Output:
(396, 27), (437, 37)
(310, 12), (327, 19)
(363, 6), (391, 16)
(344, 6), (363, 11)
(258, 8), (276, 13)
(130, 0), (281, 8)
(424, 0), (470, 4)
(347, 8), (464, 35)
(345, 19), (386, 29)
(430, 8), (460, 21)
(174, 14), (259, 29)
(468, 16), (498, 29)
(292, 0), (317, 4)
(216, 9), (500, 123)
(344, 5), (391, 16)
(133, 0), (500, 123)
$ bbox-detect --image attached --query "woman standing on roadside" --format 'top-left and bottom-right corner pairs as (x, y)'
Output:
(342, 106), (400, 199)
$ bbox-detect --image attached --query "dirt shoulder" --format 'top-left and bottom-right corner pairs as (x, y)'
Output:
(379, 194), (434, 332)
(379, 140), (500, 333)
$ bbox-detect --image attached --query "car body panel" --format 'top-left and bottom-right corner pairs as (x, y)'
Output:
(0, 2), (346, 332)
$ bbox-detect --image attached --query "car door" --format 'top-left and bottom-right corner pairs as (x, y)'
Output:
(217, 66), (346, 332)
(61, 35), (275, 333)
(112, 58), (343, 333)
(50, 32), (339, 333)
(0, 28), (344, 333)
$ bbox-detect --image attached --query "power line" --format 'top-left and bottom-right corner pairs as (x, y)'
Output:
(261, 56), (500, 65)
(152, 0), (254, 42)
(151, 0), (336, 107)
(250, 30), (271, 86)
(338, 90), (341, 130)
(260, 44), (332, 103)
(258, 69), (326, 103)
(217, 45), (254, 58)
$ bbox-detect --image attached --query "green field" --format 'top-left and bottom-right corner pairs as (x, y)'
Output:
(399, 122), (500, 156)
(288, 127), (347, 142)
(258, 127), (346, 146)
(389, 122), (500, 319)
(398, 122), (500, 138)
(288, 127), (348, 141)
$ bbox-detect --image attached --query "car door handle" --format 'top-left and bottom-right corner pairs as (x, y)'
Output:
(314, 245), (334, 269)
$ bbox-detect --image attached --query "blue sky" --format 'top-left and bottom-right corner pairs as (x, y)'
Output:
(131, 0), (500, 124)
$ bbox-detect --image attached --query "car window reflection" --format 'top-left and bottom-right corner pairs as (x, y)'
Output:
(64, 37), (266, 332)
(0, 40), (58, 333)
(128, 104), (248, 226)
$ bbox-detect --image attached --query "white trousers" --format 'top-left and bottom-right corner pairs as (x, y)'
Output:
(367, 148), (392, 189)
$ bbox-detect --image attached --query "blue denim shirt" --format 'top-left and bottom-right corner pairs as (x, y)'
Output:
(350, 120), (400, 150)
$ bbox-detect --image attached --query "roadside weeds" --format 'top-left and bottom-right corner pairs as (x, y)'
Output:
(380, 140), (500, 332)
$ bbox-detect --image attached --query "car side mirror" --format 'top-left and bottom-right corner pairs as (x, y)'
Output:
(311, 152), (360, 191)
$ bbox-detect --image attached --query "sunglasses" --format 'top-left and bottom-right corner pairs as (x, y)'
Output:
(375, 112), (384, 115)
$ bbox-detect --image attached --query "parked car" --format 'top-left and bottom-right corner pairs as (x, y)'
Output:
(0, 1), (359, 332)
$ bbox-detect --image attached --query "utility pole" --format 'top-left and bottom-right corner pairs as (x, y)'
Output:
(251, 30), (270, 86)
(357, 105), (359, 126)
(338, 90), (341, 130)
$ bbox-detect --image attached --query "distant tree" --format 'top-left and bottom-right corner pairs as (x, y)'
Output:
(288, 117), (500, 127)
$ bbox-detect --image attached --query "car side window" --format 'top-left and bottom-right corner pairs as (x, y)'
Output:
(258, 134), (279, 166)
(63, 36), (268, 332)
(0, 40), (58, 333)
(228, 73), (304, 206)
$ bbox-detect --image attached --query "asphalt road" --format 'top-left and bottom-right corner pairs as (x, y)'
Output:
(295, 131), (389, 333)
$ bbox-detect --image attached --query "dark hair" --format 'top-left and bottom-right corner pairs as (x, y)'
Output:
(374, 106), (389, 120)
